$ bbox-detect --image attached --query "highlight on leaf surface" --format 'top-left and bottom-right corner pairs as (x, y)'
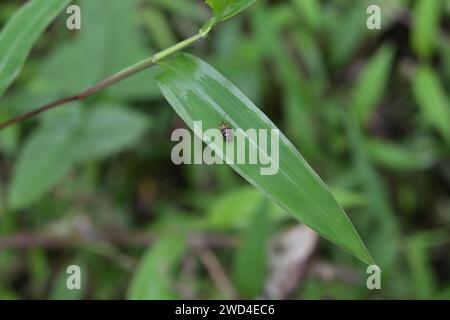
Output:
(156, 53), (373, 265)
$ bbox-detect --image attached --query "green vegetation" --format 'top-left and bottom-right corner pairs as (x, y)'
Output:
(0, 0), (449, 300)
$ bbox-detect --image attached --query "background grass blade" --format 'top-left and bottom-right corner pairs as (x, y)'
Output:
(412, 65), (450, 144)
(127, 234), (186, 299)
(351, 45), (394, 125)
(156, 53), (373, 265)
(0, 0), (70, 98)
(411, 0), (442, 59)
(232, 199), (271, 298)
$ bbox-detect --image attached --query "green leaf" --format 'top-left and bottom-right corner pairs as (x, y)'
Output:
(142, 8), (177, 50)
(327, 4), (368, 67)
(127, 235), (186, 299)
(70, 105), (149, 162)
(0, 0), (70, 98)
(291, 0), (322, 31)
(205, 0), (257, 26)
(352, 45), (394, 124)
(207, 187), (263, 229)
(100, 0), (160, 100)
(151, 0), (208, 22)
(8, 107), (81, 209)
(31, 0), (160, 100)
(8, 104), (148, 209)
(367, 138), (437, 171)
(330, 188), (367, 209)
(156, 53), (373, 265)
(233, 199), (271, 298)
(412, 65), (450, 143)
(411, 0), (442, 59)
(405, 233), (439, 299)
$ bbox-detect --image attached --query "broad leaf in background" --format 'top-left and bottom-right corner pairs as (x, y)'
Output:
(157, 53), (373, 264)
(102, 0), (160, 100)
(411, 0), (442, 59)
(352, 45), (394, 125)
(8, 104), (148, 209)
(412, 65), (450, 144)
(8, 107), (81, 209)
(127, 235), (186, 299)
(0, 0), (70, 98)
(30, 0), (160, 100)
(69, 105), (149, 162)
(205, 0), (257, 27)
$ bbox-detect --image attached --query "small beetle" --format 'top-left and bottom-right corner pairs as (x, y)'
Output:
(218, 113), (233, 142)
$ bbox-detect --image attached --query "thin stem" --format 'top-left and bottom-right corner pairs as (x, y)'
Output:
(0, 26), (211, 131)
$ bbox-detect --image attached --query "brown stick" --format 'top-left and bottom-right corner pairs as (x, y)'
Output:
(0, 57), (156, 131)
(0, 95), (79, 130)
(0, 231), (238, 250)
(195, 246), (238, 299)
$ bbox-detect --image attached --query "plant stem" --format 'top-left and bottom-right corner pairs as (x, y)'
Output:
(0, 26), (211, 131)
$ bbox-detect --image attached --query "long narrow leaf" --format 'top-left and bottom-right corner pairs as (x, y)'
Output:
(411, 0), (442, 59)
(0, 0), (70, 98)
(412, 65), (450, 143)
(156, 53), (373, 264)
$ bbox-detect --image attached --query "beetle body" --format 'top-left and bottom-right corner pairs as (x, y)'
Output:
(219, 121), (233, 142)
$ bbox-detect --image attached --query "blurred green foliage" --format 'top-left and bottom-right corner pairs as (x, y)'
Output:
(0, 0), (449, 299)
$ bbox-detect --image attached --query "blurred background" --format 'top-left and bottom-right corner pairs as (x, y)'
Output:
(0, 0), (449, 299)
